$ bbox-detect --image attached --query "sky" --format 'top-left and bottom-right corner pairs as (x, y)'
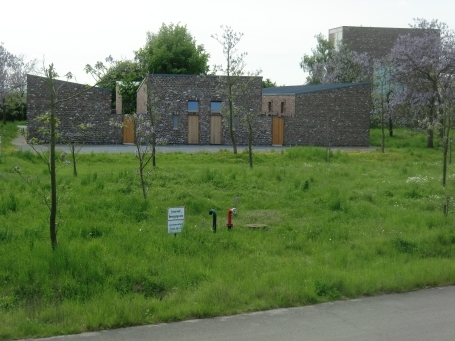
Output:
(2, 0), (455, 86)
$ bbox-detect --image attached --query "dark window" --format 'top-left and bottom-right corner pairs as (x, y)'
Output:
(188, 101), (199, 112)
(211, 101), (222, 113)
(281, 102), (285, 113)
(173, 115), (179, 129)
(268, 102), (272, 112)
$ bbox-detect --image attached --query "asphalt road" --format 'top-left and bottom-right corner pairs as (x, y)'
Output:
(12, 132), (374, 154)
(22, 286), (455, 341)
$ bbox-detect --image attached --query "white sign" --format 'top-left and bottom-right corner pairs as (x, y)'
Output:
(168, 207), (184, 234)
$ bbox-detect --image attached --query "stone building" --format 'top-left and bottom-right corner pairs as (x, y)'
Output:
(26, 74), (371, 147)
(135, 74), (268, 145)
(27, 74), (122, 144)
(262, 83), (371, 147)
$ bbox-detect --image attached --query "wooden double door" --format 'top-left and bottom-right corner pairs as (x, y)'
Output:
(188, 115), (222, 144)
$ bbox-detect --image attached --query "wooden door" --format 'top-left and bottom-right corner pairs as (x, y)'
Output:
(210, 115), (222, 144)
(123, 115), (135, 144)
(188, 115), (199, 144)
(272, 117), (284, 146)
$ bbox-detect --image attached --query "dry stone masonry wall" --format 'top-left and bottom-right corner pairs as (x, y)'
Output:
(27, 75), (122, 144)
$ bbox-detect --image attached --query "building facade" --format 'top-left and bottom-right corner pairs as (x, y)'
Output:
(328, 26), (424, 60)
(27, 75), (123, 144)
(262, 83), (371, 147)
(27, 75), (371, 147)
(136, 74), (269, 146)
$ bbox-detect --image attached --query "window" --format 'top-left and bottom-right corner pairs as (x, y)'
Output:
(173, 115), (179, 130)
(211, 101), (221, 113)
(187, 100), (199, 112)
(268, 101), (272, 112)
(281, 102), (285, 114)
(328, 27), (343, 51)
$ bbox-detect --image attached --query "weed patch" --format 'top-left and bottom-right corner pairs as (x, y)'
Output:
(1, 127), (455, 339)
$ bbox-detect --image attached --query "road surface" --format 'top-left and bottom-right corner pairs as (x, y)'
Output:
(23, 286), (455, 341)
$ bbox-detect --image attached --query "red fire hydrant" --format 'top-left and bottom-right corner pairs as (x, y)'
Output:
(227, 208), (237, 230)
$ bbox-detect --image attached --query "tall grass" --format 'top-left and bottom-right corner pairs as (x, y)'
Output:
(1, 124), (455, 339)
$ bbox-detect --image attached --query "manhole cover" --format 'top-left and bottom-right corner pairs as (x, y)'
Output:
(245, 224), (268, 230)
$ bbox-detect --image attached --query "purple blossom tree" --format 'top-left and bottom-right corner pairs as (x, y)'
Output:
(390, 18), (455, 149)
(321, 43), (371, 84)
(0, 44), (35, 125)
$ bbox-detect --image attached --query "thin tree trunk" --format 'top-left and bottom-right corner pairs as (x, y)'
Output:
(228, 83), (237, 154)
(248, 121), (253, 168)
(227, 52), (237, 154)
(2, 100), (6, 125)
(135, 142), (147, 199)
(381, 102), (385, 153)
(443, 138), (448, 187)
(71, 142), (77, 176)
(427, 129), (434, 148)
(48, 68), (58, 250)
(152, 131), (156, 167)
(140, 166), (147, 199)
(388, 117), (393, 137)
(442, 114), (451, 187)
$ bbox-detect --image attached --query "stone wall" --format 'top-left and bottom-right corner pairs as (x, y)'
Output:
(284, 83), (371, 147)
(138, 74), (268, 145)
(27, 75), (123, 144)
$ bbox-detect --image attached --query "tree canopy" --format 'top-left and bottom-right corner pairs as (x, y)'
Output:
(135, 23), (210, 75)
(0, 43), (35, 123)
(262, 78), (277, 88)
(300, 34), (334, 84)
(300, 34), (371, 85)
(96, 59), (143, 114)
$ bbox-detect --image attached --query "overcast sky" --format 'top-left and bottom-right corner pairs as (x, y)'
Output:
(2, 0), (455, 86)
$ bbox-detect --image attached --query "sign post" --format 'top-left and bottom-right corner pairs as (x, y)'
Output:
(168, 207), (184, 236)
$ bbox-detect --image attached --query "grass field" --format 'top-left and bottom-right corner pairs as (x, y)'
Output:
(1, 122), (455, 339)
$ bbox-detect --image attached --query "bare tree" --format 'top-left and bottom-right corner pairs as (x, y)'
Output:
(236, 77), (261, 168)
(212, 26), (249, 154)
(133, 76), (172, 198)
(212, 26), (261, 158)
(16, 61), (106, 250)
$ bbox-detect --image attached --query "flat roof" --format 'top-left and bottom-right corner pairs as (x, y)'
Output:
(262, 82), (369, 96)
